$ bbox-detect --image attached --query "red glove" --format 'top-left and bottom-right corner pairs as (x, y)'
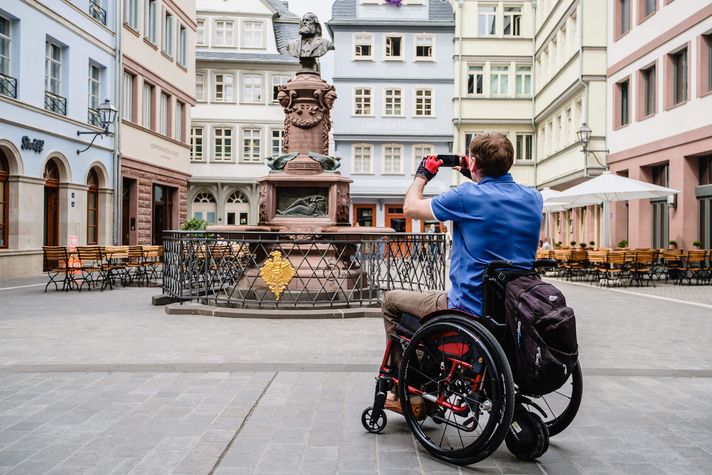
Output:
(416, 155), (442, 182)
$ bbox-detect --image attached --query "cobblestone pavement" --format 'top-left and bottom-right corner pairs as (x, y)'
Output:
(0, 278), (711, 474)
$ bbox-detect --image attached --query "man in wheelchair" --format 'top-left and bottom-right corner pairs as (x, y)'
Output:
(382, 132), (543, 412)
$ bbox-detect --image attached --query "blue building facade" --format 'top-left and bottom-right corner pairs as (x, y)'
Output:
(327, 0), (454, 232)
(0, 1), (118, 277)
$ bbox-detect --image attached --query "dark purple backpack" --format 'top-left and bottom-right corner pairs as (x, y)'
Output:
(504, 274), (578, 396)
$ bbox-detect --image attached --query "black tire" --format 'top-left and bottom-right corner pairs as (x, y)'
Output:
(505, 407), (549, 461)
(398, 315), (515, 466)
(521, 363), (583, 437)
(361, 406), (387, 434)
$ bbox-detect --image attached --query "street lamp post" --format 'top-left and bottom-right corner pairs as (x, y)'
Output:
(576, 122), (611, 247)
(76, 99), (118, 154)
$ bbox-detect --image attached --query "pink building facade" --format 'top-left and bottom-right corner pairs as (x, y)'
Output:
(607, 0), (712, 250)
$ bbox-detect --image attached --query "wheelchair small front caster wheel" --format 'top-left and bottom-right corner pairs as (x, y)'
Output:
(361, 406), (387, 433)
(505, 408), (549, 461)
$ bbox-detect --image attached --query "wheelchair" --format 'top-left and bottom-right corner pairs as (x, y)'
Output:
(361, 259), (583, 466)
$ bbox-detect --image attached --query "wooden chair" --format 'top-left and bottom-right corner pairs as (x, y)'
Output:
(679, 250), (707, 285)
(662, 249), (684, 283)
(76, 246), (108, 291)
(585, 250), (607, 284)
(630, 250), (656, 287)
(561, 249), (587, 281)
(124, 245), (148, 285)
(600, 251), (628, 286)
(42, 246), (74, 292)
(143, 245), (164, 283)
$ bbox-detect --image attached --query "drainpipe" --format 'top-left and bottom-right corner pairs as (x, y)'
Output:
(113, 0), (124, 245)
(576, 0), (589, 178)
(454, 0), (463, 187)
(532, 0), (537, 188)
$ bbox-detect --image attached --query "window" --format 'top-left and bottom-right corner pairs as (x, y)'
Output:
(45, 41), (62, 95)
(122, 72), (134, 121)
(242, 21), (264, 48)
(175, 102), (184, 141)
(196, 19), (206, 46)
(160, 93), (169, 135)
(385, 35), (402, 59)
(503, 6), (522, 36)
(213, 128), (233, 161)
(87, 169), (99, 245)
(384, 88), (402, 116)
(178, 25), (187, 65)
(705, 35), (712, 95)
(413, 144), (433, 173)
(556, 115), (563, 149)
(414, 89), (432, 116)
(415, 34), (433, 59)
(242, 74), (262, 103)
(89, 0), (107, 25)
(641, 0), (656, 19)
(191, 127), (204, 161)
(0, 152), (8, 248)
(515, 66), (532, 96)
(88, 64), (102, 126)
(642, 65), (656, 117)
(271, 129), (284, 156)
(616, 78), (629, 126)
(272, 74), (290, 102)
(354, 88), (372, 116)
(163, 12), (174, 56)
(242, 128), (261, 162)
(672, 48), (687, 105)
(142, 82), (154, 128)
(478, 6), (497, 36)
(147, 0), (158, 43)
(126, 0), (139, 30)
(0, 16), (10, 78)
(467, 66), (483, 94)
(618, 0), (630, 37)
(214, 20), (234, 46)
(353, 144), (373, 174)
(490, 65), (509, 96)
(214, 73), (234, 102)
(354, 33), (373, 59)
(383, 144), (403, 174)
(193, 192), (217, 224)
(699, 155), (712, 186)
(196, 73), (205, 101)
(515, 134), (533, 161)
(652, 163), (669, 187)
(565, 107), (572, 143)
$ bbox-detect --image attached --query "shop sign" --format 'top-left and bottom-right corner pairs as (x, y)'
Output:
(21, 136), (45, 154)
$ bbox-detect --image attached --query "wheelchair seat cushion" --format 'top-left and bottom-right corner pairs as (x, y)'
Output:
(395, 312), (422, 339)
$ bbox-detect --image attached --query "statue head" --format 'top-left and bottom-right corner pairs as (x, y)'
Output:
(299, 12), (322, 39)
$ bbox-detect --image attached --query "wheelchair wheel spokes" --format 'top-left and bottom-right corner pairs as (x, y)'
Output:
(521, 363), (583, 437)
(398, 317), (514, 466)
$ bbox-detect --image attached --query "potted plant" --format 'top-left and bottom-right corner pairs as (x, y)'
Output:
(693, 240), (703, 249)
(579, 242), (587, 249)
(589, 241), (596, 248)
(617, 239), (628, 249)
(181, 217), (208, 231)
(668, 240), (677, 249)
(570, 240), (577, 248)
(555, 241), (562, 249)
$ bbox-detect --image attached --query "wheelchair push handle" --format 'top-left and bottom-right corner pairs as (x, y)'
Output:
(534, 258), (557, 269)
(486, 260), (513, 273)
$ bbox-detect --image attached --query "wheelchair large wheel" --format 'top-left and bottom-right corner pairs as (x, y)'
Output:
(398, 315), (515, 466)
(520, 363), (583, 437)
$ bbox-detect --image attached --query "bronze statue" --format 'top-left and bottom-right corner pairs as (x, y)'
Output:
(277, 195), (327, 217)
(285, 12), (334, 71)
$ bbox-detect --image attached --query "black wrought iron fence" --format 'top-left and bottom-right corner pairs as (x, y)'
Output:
(162, 230), (448, 309)
(44, 91), (67, 115)
(0, 73), (17, 99)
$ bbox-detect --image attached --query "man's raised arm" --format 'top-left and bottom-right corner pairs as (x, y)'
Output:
(404, 156), (443, 221)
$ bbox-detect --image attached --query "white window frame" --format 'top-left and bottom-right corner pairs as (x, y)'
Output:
(382, 144), (404, 175)
(88, 63), (101, 112)
(175, 101), (184, 142)
(383, 88), (403, 117)
(196, 19), (206, 46)
(125, 0), (140, 30)
(490, 65), (510, 96)
(384, 34), (404, 61)
(414, 88), (433, 117)
(353, 33), (374, 60)
(0, 16), (10, 78)
(45, 40), (62, 95)
(503, 6), (522, 37)
(412, 144), (434, 175)
(195, 73), (205, 102)
(142, 82), (153, 129)
(213, 127), (233, 162)
(159, 92), (169, 136)
(241, 127), (262, 162)
(478, 5), (497, 36)
(146, 0), (158, 44)
(271, 128), (284, 156)
(271, 74), (291, 102)
(213, 73), (234, 102)
(122, 71), (134, 121)
(515, 65), (532, 96)
(515, 134), (533, 162)
(162, 10), (174, 56)
(213, 20), (234, 47)
(241, 73), (263, 104)
(178, 24), (187, 66)
(352, 144), (374, 174)
(353, 87), (373, 116)
(191, 126), (204, 161)
(414, 34), (434, 61)
(467, 65), (484, 95)
(241, 20), (265, 49)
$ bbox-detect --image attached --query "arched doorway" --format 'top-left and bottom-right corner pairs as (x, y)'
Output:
(225, 190), (249, 225)
(0, 150), (8, 248)
(44, 159), (60, 246)
(87, 168), (99, 245)
(192, 191), (217, 224)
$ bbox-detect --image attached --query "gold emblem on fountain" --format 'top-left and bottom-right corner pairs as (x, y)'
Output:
(258, 251), (296, 301)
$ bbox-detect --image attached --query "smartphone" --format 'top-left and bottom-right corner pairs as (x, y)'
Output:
(436, 154), (463, 167)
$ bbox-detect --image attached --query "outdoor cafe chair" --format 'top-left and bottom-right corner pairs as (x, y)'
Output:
(124, 245), (148, 286)
(585, 250), (607, 284)
(561, 249), (587, 281)
(599, 251), (629, 287)
(662, 249), (684, 283)
(76, 246), (110, 291)
(630, 250), (656, 287)
(678, 250), (708, 285)
(143, 245), (164, 283)
(42, 246), (75, 292)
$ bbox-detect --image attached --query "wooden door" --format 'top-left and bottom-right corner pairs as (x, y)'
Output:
(353, 204), (376, 227)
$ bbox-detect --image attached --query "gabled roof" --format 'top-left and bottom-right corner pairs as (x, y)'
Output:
(263, 0), (300, 20)
(329, 0), (454, 26)
(196, 51), (298, 64)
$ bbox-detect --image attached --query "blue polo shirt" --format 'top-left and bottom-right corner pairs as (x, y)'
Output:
(430, 173), (543, 316)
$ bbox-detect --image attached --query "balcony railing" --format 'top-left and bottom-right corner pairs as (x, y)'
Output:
(45, 90), (67, 115)
(89, 0), (107, 25)
(88, 108), (102, 127)
(0, 73), (17, 99)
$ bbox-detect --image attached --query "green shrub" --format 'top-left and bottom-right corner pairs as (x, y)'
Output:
(693, 240), (703, 248)
(181, 217), (208, 231)
(617, 239), (628, 248)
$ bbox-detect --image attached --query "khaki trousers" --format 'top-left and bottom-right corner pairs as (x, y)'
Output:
(381, 289), (449, 340)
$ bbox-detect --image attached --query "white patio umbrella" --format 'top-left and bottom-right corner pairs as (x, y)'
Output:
(546, 171), (680, 247)
(539, 188), (601, 244)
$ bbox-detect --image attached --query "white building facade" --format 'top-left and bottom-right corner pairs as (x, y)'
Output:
(188, 0), (300, 226)
(0, 0), (118, 277)
(327, 0), (455, 232)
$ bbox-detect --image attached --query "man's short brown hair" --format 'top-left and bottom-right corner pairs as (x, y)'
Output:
(469, 133), (514, 178)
